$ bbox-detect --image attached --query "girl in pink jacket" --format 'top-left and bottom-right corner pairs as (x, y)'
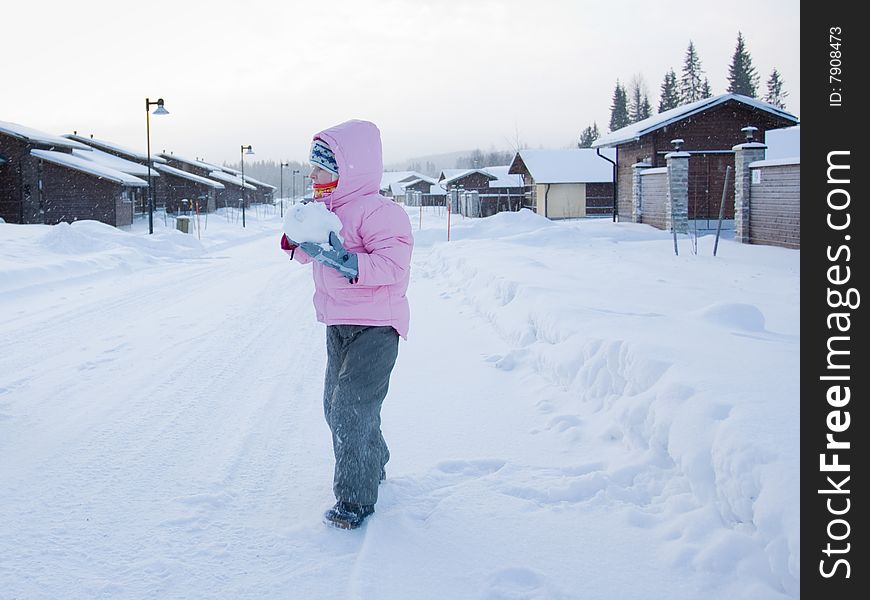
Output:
(281, 119), (413, 529)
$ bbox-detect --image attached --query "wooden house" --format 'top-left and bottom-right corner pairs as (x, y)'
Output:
(508, 149), (615, 219)
(591, 93), (799, 223)
(153, 163), (225, 214)
(400, 175), (440, 206)
(482, 166), (524, 214)
(70, 146), (157, 215)
(65, 133), (167, 215)
(2, 121), (91, 223)
(157, 152), (217, 178)
(1, 121), (145, 227)
(30, 150), (147, 227)
(207, 170), (258, 209)
(380, 171), (429, 200)
(219, 165), (276, 204)
(438, 169), (496, 193)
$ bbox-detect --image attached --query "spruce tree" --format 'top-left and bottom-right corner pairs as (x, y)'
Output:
(639, 95), (651, 121)
(658, 69), (680, 112)
(628, 76), (652, 123)
(701, 77), (713, 99)
(726, 32), (759, 97)
(609, 81), (630, 132)
(679, 41), (706, 104)
(578, 123), (600, 148)
(764, 68), (788, 109)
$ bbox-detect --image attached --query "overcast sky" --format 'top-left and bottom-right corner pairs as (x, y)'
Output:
(3, 0), (799, 166)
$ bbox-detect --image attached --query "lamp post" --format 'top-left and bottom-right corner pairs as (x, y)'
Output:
(145, 97), (169, 234)
(280, 161), (289, 217)
(292, 169), (300, 204)
(240, 144), (254, 227)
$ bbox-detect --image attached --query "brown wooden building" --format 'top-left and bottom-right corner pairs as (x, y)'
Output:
(380, 171), (430, 200)
(219, 166), (276, 204)
(158, 152), (216, 178)
(65, 133), (167, 215)
(207, 170), (258, 209)
(2, 121), (92, 223)
(439, 169), (496, 193)
(591, 93), (799, 224)
(2, 121), (146, 226)
(30, 150), (147, 227)
(153, 163), (224, 214)
(439, 169), (495, 214)
(484, 166), (525, 214)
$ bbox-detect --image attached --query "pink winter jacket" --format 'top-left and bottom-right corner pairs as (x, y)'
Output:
(283, 120), (413, 339)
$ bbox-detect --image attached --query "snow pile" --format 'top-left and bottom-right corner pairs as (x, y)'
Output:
(412, 208), (800, 597)
(282, 201), (342, 244)
(0, 206), (800, 599)
(0, 219), (205, 296)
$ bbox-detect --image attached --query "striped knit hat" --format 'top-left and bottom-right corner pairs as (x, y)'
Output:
(310, 139), (338, 176)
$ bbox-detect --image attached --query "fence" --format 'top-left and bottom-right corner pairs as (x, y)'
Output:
(630, 141), (799, 249)
(747, 160), (800, 249)
(636, 167), (668, 230)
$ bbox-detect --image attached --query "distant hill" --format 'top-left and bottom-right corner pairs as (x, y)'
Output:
(385, 148), (520, 177)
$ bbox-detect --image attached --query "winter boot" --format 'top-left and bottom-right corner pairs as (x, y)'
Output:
(324, 501), (375, 530)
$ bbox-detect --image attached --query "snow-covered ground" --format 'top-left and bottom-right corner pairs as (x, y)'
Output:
(0, 203), (799, 599)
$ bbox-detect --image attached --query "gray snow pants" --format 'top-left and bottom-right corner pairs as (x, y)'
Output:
(323, 324), (399, 507)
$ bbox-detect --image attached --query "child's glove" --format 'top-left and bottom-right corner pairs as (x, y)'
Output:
(300, 232), (359, 281)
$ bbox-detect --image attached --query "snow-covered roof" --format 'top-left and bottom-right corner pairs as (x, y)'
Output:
(239, 175), (277, 190)
(208, 170), (257, 190)
(509, 148), (615, 184)
(64, 133), (165, 163)
(154, 164), (226, 189)
(31, 149), (148, 186)
(440, 169), (497, 185)
(592, 93), (799, 148)
(213, 166), (275, 189)
(72, 148), (157, 177)
(763, 125), (799, 161)
(1, 121), (91, 150)
(380, 171), (426, 190)
(438, 169), (467, 182)
(428, 184), (447, 196)
(483, 165), (523, 188)
(389, 182), (408, 196)
(159, 152), (221, 172)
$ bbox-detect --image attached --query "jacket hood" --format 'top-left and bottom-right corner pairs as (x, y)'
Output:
(312, 120), (383, 209)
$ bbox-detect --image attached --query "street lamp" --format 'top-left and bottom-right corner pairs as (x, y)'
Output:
(145, 97), (169, 234)
(292, 169), (300, 204)
(240, 144), (254, 227)
(280, 161), (289, 217)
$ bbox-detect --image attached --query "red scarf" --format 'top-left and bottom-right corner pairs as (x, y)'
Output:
(313, 180), (338, 199)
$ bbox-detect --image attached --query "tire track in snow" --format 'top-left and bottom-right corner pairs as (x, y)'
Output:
(0, 234), (340, 597)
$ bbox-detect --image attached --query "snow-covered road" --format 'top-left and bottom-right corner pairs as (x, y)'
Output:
(0, 209), (799, 599)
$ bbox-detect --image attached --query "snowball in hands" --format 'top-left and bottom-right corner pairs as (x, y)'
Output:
(283, 202), (343, 245)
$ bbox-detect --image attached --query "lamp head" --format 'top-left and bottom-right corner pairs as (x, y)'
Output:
(152, 98), (169, 115)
